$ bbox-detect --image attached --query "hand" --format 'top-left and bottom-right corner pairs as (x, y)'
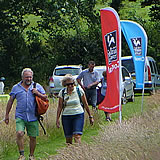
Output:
(32, 88), (38, 95)
(56, 119), (60, 128)
(5, 114), (9, 125)
(89, 117), (94, 125)
(87, 84), (92, 89)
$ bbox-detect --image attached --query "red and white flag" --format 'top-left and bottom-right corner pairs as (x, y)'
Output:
(98, 7), (122, 113)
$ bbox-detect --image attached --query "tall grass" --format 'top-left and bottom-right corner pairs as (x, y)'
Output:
(0, 96), (114, 160)
(0, 97), (103, 159)
(49, 91), (160, 160)
(0, 98), (64, 159)
(0, 92), (159, 159)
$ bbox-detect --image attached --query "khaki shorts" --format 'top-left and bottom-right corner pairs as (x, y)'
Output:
(16, 118), (39, 137)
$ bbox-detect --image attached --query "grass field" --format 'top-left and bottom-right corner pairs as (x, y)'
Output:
(0, 91), (156, 160)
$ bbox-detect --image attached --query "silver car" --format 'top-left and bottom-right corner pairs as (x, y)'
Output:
(94, 66), (134, 105)
(49, 65), (82, 96)
(121, 56), (160, 94)
(121, 66), (135, 104)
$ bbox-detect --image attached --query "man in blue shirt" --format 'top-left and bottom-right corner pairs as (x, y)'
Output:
(5, 68), (47, 160)
(77, 61), (99, 110)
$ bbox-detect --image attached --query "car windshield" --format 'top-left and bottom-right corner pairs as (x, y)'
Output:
(54, 68), (80, 76)
(122, 59), (135, 73)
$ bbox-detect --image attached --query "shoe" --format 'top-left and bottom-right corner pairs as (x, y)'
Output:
(18, 155), (25, 160)
(29, 155), (36, 160)
(92, 106), (98, 111)
(106, 117), (112, 122)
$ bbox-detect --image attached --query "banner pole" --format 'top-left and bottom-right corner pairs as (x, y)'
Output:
(119, 69), (122, 123)
(119, 24), (122, 123)
(119, 105), (122, 123)
(141, 58), (146, 113)
(141, 86), (144, 113)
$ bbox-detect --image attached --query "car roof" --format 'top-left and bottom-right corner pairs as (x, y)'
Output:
(94, 66), (106, 69)
(121, 56), (154, 60)
(147, 56), (156, 62)
(55, 65), (82, 69)
(121, 56), (133, 60)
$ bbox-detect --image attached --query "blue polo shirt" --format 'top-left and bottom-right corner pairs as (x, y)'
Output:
(10, 81), (46, 122)
(77, 69), (100, 88)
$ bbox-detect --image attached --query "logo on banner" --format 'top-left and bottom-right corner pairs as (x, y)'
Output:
(105, 31), (117, 64)
(131, 37), (142, 56)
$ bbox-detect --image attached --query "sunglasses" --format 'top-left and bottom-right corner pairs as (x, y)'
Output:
(66, 82), (74, 86)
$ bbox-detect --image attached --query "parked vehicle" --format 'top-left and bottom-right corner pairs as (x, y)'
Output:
(49, 65), (82, 96)
(94, 66), (106, 80)
(94, 66), (134, 105)
(121, 66), (135, 104)
(121, 56), (160, 94)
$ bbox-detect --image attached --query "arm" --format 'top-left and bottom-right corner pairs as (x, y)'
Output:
(56, 97), (63, 128)
(87, 71), (100, 89)
(81, 93), (94, 125)
(87, 81), (99, 89)
(5, 96), (14, 125)
(77, 78), (85, 91)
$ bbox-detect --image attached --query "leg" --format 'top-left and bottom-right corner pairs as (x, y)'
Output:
(29, 136), (36, 156)
(73, 113), (84, 144)
(85, 89), (91, 105)
(73, 134), (82, 144)
(66, 137), (73, 145)
(62, 115), (73, 144)
(105, 112), (112, 121)
(16, 131), (25, 152)
(16, 118), (25, 157)
(26, 120), (39, 158)
(104, 112), (108, 118)
(90, 89), (97, 109)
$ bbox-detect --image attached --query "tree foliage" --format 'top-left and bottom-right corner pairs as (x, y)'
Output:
(0, 0), (160, 88)
(141, 0), (160, 21)
(140, 0), (160, 70)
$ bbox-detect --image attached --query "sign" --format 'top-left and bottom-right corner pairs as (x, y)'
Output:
(99, 7), (121, 113)
(121, 20), (147, 89)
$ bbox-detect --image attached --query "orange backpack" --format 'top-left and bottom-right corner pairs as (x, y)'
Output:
(33, 83), (49, 134)
(35, 96), (49, 115)
(33, 83), (49, 115)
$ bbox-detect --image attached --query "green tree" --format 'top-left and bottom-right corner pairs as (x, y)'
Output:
(37, 0), (104, 69)
(141, 0), (160, 21)
(0, 0), (50, 85)
(141, 0), (160, 71)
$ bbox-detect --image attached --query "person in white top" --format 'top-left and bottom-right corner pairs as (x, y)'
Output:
(56, 74), (94, 144)
(0, 77), (5, 94)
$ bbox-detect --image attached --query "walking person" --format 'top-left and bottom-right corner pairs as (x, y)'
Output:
(100, 71), (112, 121)
(4, 68), (47, 160)
(56, 74), (94, 144)
(0, 77), (5, 94)
(77, 61), (100, 110)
